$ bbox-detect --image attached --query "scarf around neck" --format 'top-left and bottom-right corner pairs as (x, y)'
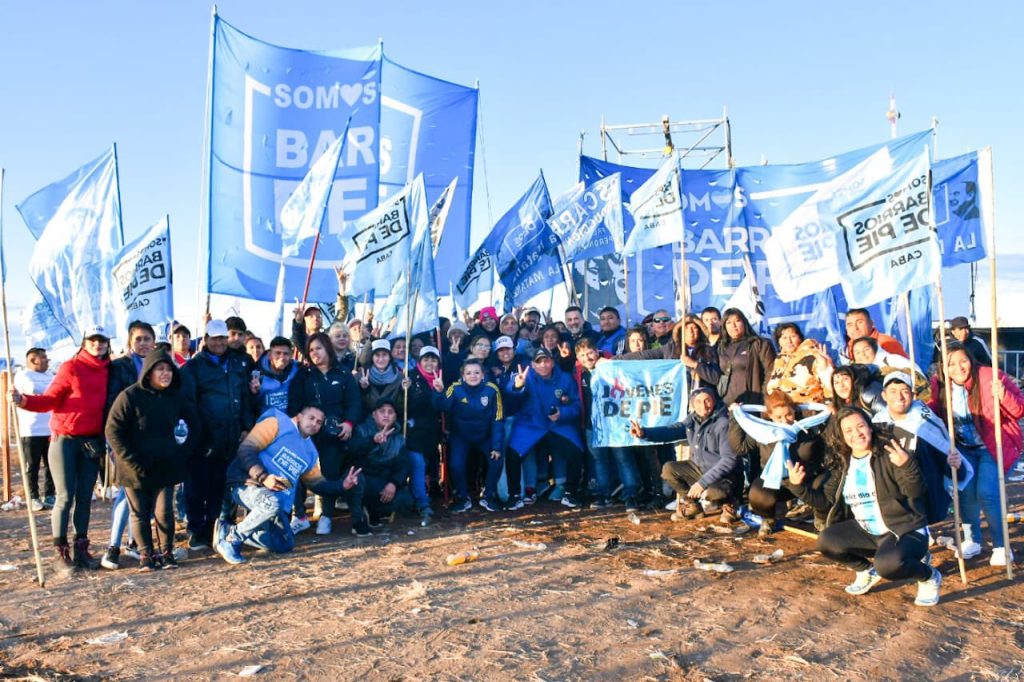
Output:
(731, 402), (831, 489)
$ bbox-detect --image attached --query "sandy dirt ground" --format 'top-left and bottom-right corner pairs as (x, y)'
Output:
(0, 481), (1022, 682)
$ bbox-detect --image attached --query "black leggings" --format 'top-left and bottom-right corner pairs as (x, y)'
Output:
(124, 486), (175, 554)
(748, 471), (828, 520)
(21, 436), (54, 500)
(818, 519), (931, 582)
(506, 433), (583, 498)
(661, 460), (741, 505)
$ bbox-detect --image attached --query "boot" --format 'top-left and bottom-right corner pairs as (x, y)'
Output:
(137, 549), (156, 573)
(53, 542), (76, 577)
(72, 538), (100, 570)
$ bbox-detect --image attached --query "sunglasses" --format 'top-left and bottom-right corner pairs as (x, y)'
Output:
(652, 317), (672, 323)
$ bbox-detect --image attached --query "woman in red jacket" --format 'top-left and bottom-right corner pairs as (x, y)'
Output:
(929, 342), (1024, 567)
(11, 326), (112, 576)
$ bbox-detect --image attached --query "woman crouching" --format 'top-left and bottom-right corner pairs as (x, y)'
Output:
(786, 406), (942, 606)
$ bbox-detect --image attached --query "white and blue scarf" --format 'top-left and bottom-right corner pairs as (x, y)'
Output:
(731, 402), (831, 489)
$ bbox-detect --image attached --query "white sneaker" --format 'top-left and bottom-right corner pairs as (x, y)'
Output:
(955, 540), (981, 560)
(30, 498), (45, 512)
(664, 498), (678, 511)
(315, 516), (332, 535)
(290, 516), (311, 534)
(914, 567), (942, 607)
(990, 547), (1014, 567)
(844, 568), (883, 596)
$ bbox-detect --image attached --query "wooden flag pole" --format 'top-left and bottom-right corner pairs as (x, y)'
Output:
(935, 275), (969, 584)
(623, 256), (631, 327)
(0, 168), (46, 587)
(298, 233), (322, 315)
(981, 147), (1013, 579)
(674, 165), (691, 518)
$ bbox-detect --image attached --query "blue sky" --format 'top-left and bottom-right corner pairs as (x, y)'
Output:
(1, 1), (1021, 339)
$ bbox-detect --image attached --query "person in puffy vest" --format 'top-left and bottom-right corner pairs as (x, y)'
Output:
(216, 404), (361, 564)
(11, 325), (112, 575)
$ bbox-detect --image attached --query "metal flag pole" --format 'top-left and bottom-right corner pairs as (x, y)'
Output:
(0, 169), (46, 587)
(980, 147), (1013, 579)
(198, 4), (218, 331)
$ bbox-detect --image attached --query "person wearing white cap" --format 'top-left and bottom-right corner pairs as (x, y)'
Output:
(872, 372), (968, 544)
(357, 339), (405, 419)
(10, 325), (112, 575)
(404, 345), (444, 524)
(180, 319), (258, 550)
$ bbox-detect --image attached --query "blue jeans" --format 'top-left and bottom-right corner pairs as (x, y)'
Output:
(960, 447), (1005, 548)
(108, 487), (134, 548)
(227, 485), (295, 554)
(593, 446), (641, 499)
(450, 435), (503, 502)
(407, 450), (430, 511)
(362, 474), (414, 517)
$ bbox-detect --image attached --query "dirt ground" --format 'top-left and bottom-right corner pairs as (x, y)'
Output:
(0, 481), (1023, 682)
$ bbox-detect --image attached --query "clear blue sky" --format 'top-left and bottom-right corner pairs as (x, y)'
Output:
(1, 1), (1021, 340)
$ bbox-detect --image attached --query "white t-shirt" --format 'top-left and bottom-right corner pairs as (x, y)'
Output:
(842, 455), (891, 536)
(13, 369), (54, 437)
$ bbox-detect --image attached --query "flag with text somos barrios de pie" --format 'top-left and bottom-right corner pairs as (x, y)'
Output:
(830, 145), (939, 308)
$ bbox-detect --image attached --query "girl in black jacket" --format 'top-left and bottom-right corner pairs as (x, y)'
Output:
(105, 351), (195, 571)
(785, 406), (942, 606)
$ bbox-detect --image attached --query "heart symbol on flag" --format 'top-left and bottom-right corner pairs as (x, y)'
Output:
(710, 190), (733, 207)
(340, 83), (363, 106)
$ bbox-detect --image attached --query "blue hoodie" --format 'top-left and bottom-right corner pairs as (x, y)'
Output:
(432, 380), (504, 452)
(504, 366), (583, 454)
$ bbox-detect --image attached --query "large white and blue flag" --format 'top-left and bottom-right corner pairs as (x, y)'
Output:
(17, 146), (124, 338)
(111, 217), (174, 331)
(548, 173), (624, 261)
(623, 158), (683, 255)
(482, 172), (560, 307)
(375, 175), (439, 337)
(831, 145), (939, 308)
(339, 174), (422, 297)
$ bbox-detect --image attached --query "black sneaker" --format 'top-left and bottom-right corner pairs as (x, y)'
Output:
(624, 497), (640, 513)
(365, 509), (384, 529)
(479, 497), (501, 512)
(100, 546), (120, 570)
(159, 550), (179, 570)
(561, 493), (580, 509)
(187, 533), (210, 551)
(450, 498), (473, 513)
(351, 520), (373, 537)
(589, 497), (613, 510)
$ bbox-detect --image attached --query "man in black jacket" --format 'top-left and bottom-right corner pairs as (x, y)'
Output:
(346, 399), (412, 531)
(181, 319), (259, 549)
(631, 388), (743, 523)
(949, 316), (993, 367)
(564, 306), (598, 347)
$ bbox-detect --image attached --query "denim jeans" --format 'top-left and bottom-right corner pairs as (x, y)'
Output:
(449, 435), (503, 502)
(593, 446), (641, 499)
(108, 487), (134, 547)
(361, 474), (414, 517)
(960, 447), (1005, 548)
(407, 450), (430, 510)
(228, 485), (295, 554)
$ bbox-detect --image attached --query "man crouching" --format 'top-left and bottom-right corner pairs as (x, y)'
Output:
(215, 403), (361, 564)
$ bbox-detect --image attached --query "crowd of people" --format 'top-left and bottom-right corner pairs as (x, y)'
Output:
(9, 295), (1021, 606)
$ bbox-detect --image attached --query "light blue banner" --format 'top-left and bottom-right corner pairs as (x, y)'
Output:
(111, 217), (174, 332)
(18, 146), (124, 339)
(548, 173), (623, 262)
(590, 360), (688, 448)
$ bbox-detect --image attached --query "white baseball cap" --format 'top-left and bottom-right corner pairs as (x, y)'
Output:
(494, 336), (514, 351)
(371, 339), (392, 353)
(83, 325), (109, 340)
(205, 319), (229, 338)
